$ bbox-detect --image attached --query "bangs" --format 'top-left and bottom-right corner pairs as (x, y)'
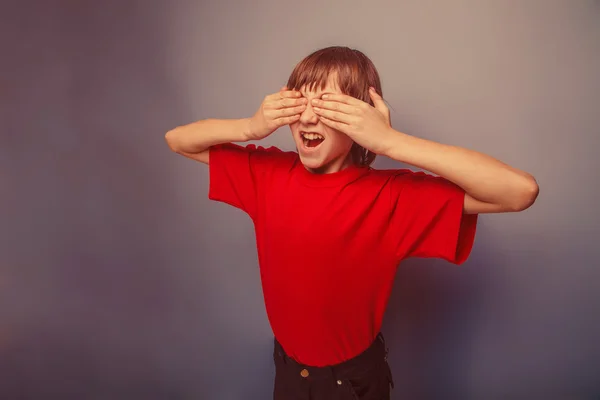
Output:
(286, 46), (380, 105)
(286, 46), (382, 167)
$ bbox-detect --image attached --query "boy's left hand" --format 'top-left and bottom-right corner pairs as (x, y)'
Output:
(311, 87), (395, 155)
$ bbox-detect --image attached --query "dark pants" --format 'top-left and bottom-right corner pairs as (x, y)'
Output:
(273, 333), (394, 400)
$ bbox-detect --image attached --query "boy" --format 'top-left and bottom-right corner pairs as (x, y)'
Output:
(165, 46), (538, 400)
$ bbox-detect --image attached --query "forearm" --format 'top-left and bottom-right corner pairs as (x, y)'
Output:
(383, 129), (539, 211)
(165, 118), (251, 154)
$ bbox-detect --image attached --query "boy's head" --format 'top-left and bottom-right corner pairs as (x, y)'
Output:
(286, 46), (382, 173)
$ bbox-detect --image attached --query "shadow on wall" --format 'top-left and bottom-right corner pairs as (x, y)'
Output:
(382, 222), (503, 400)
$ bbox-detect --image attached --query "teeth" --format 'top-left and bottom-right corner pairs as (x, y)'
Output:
(302, 132), (324, 140)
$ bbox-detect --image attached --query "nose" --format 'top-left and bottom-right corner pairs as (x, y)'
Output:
(299, 103), (319, 125)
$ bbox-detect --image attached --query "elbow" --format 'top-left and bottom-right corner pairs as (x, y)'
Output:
(509, 175), (539, 212)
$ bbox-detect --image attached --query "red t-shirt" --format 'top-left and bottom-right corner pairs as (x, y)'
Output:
(208, 143), (477, 367)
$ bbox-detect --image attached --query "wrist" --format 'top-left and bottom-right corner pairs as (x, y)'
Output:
(381, 129), (410, 160)
(241, 117), (257, 141)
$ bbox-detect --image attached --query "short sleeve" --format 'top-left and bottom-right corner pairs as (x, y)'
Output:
(388, 170), (478, 264)
(208, 143), (290, 220)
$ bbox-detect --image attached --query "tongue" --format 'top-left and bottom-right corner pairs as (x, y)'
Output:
(307, 138), (324, 148)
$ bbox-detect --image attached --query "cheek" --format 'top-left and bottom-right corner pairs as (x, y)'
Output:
(289, 122), (299, 134)
(325, 129), (354, 152)
(326, 127), (351, 143)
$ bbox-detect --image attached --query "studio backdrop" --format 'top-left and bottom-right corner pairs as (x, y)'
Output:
(1, 1), (599, 399)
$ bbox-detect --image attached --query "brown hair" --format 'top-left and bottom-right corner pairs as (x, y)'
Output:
(286, 46), (383, 166)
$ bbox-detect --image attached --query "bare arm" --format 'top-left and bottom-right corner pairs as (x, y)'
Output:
(164, 88), (307, 164)
(310, 89), (539, 215)
(383, 132), (539, 214)
(165, 118), (251, 164)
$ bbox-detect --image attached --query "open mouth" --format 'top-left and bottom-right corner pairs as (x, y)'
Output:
(301, 132), (325, 149)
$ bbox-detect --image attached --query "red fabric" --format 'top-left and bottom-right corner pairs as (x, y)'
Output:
(208, 143), (478, 366)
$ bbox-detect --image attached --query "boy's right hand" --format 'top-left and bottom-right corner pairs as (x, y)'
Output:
(246, 86), (307, 141)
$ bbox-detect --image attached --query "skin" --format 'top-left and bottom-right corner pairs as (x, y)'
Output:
(165, 75), (539, 215)
(164, 87), (306, 164)
(310, 83), (539, 214)
(288, 75), (356, 174)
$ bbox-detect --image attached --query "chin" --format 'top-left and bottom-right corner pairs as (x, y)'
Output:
(292, 132), (352, 173)
(298, 154), (327, 171)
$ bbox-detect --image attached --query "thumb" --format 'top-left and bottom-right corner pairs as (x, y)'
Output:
(369, 87), (390, 119)
(369, 87), (385, 108)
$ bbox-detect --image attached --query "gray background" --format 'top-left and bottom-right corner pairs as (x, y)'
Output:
(1, 0), (599, 399)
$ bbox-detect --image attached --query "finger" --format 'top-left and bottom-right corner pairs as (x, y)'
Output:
(311, 98), (354, 115)
(317, 115), (349, 132)
(320, 93), (362, 106)
(280, 85), (302, 97)
(274, 113), (301, 126)
(369, 87), (388, 115)
(274, 104), (306, 117)
(269, 89), (301, 102)
(312, 107), (353, 124)
(276, 97), (308, 109)
(279, 90), (302, 99)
